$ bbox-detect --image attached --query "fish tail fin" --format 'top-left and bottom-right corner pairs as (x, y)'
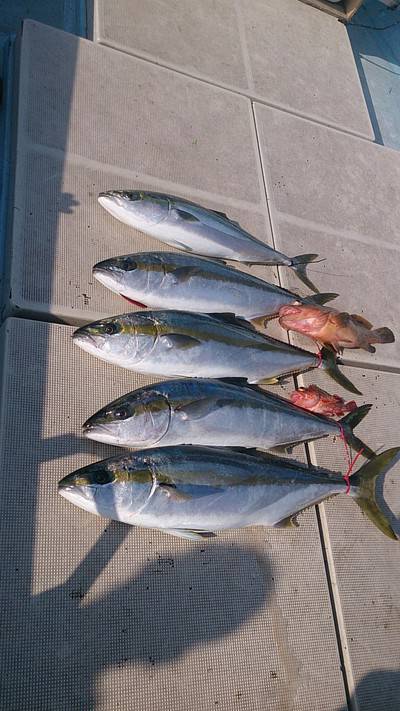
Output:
(290, 254), (320, 293)
(303, 292), (339, 306)
(351, 447), (400, 540)
(370, 327), (395, 344)
(339, 404), (375, 459)
(320, 347), (362, 396)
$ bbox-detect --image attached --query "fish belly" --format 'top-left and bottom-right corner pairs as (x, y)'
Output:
(133, 481), (341, 532)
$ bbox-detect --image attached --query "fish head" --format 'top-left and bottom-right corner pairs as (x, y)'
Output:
(83, 388), (171, 447)
(93, 253), (160, 297)
(72, 313), (157, 364)
(58, 457), (153, 519)
(98, 190), (170, 228)
(278, 304), (332, 336)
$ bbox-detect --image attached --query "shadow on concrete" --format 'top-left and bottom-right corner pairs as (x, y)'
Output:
(337, 668), (400, 711)
(2, 535), (271, 710)
(347, 0), (400, 148)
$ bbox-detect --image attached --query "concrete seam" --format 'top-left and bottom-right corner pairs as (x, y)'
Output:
(20, 141), (266, 214)
(307, 438), (359, 711)
(95, 38), (375, 143)
(250, 101), (287, 291)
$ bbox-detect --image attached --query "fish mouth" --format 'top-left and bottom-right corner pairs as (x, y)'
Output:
(98, 190), (140, 202)
(93, 263), (123, 289)
(72, 329), (97, 346)
(58, 480), (98, 514)
(98, 193), (122, 213)
(72, 329), (104, 356)
(82, 420), (119, 445)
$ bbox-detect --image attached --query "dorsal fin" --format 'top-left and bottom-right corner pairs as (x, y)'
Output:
(210, 209), (242, 229)
(217, 378), (293, 404)
(221, 447), (314, 470)
(350, 314), (373, 329)
(218, 377), (266, 394)
(210, 209), (229, 220)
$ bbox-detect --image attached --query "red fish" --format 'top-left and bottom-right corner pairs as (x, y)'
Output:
(290, 384), (357, 418)
(278, 303), (395, 353)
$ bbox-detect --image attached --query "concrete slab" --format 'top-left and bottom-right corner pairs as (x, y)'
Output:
(347, 0), (400, 150)
(297, 365), (400, 711)
(95, 0), (250, 92)
(242, 0), (373, 138)
(254, 103), (400, 370)
(0, 317), (347, 710)
(5, 20), (273, 324)
(95, 0), (373, 139)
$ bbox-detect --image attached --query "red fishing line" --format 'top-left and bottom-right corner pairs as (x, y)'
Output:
(338, 423), (364, 494)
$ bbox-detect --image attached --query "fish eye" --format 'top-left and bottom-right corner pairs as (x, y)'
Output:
(121, 191), (141, 201)
(122, 257), (137, 271)
(114, 407), (129, 419)
(103, 322), (119, 336)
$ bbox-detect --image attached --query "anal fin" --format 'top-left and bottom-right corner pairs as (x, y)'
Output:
(274, 514), (299, 529)
(164, 528), (216, 541)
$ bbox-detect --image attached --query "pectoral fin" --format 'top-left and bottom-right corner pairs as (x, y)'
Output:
(175, 208), (200, 222)
(160, 333), (201, 350)
(175, 397), (229, 421)
(164, 528), (217, 541)
(171, 266), (201, 283)
(158, 483), (193, 502)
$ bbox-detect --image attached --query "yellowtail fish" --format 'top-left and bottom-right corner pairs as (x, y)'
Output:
(59, 446), (400, 541)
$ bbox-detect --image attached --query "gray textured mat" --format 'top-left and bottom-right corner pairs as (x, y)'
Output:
(299, 366), (400, 711)
(5, 20), (276, 325)
(254, 103), (400, 371)
(94, 0), (373, 138)
(0, 318), (347, 710)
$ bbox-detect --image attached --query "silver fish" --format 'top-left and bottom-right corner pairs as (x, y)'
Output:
(58, 446), (400, 540)
(82, 378), (373, 458)
(93, 251), (337, 322)
(97, 191), (321, 292)
(72, 310), (360, 394)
